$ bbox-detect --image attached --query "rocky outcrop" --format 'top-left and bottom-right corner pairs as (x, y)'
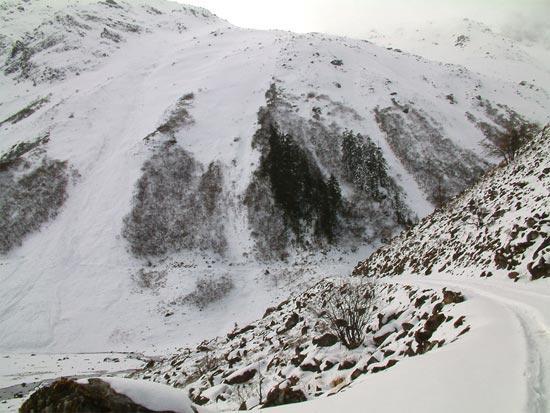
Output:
(20, 378), (177, 413)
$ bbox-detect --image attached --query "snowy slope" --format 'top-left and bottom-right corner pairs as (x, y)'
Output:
(369, 18), (550, 94)
(0, 0), (549, 357)
(353, 128), (549, 282)
(15, 132), (549, 412)
(124, 125), (549, 412)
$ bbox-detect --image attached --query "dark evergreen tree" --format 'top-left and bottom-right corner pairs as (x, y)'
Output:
(341, 130), (389, 200)
(259, 125), (342, 244)
(341, 130), (412, 225)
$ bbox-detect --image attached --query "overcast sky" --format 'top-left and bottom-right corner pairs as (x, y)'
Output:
(178, 0), (550, 43)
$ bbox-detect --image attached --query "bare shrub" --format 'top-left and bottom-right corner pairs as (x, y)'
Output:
(0, 96), (49, 127)
(315, 281), (376, 350)
(184, 275), (234, 310)
(482, 122), (540, 164)
(375, 104), (487, 206)
(132, 268), (166, 291)
(0, 156), (69, 253)
(122, 143), (227, 257)
(432, 176), (449, 208)
(157, 94), (194, 135)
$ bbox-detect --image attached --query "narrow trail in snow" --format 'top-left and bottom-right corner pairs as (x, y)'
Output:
(391, 276), (550, 413)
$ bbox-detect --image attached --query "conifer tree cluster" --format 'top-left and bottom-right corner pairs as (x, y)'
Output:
(259, 125), (342, 243)
(341, 131), (390, 201)
(341, 130), (411, 226)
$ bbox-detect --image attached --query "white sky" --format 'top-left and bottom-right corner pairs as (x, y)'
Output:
(177, 0), (550, 42)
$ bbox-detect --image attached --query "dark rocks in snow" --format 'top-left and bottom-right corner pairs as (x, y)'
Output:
(20, 378), (169, 413)
(132, 281), (468, 409)
(508, 271), (520, 281)
(454, 34), (470, 47)
(353, 130), (549, 282)
(371, 359), (398, 374)
(454, 316), (466, 328)
(528, 257), (549, 280)
(263, 383), (307, 408)
(224, 368), (256, 385)
(338, 359), (357, 370)
(373, 330), (394, 347)
(279, 312), (300, 334)
(401, 322), (414, 331)
(350, 368), (364, 380)
(424, 312), (446, 333)
(227, 324), (255, 340)
(330, 59), (343, 66)
(442, 289), (465, 304)
(300, 360), (321, 372)
(312, 333), (338, 347)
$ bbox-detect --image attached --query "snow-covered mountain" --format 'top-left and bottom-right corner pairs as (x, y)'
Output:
(0, 0), (548, 358)
(123, 129), (550, 411)
(16, 127), (550, 412)
(369, 18), (550, 93)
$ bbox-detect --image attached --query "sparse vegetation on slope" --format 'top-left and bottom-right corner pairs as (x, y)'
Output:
(132, 279), (469, 410)
(0, 135), (70, 254)
(353, 127), (549, 281)
(246, 85), (415, 259)
(122, 141), (227, 257)
(375, 102), (488, 206)
(0, 96), (49, 127)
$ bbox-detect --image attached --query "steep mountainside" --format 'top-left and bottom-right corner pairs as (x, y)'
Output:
(353, 128), (549, 282)
(21, 130), (548, 412)
(0, 0), (548, 353)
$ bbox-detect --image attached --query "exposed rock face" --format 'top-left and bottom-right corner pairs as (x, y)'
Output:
(312, 333), (339, 347)
(443, 289), (465, 304)
(20, 378), (177, 413)
(224, 368), (257, 385)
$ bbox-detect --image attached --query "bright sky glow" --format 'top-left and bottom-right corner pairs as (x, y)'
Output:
(177, 0), (550, 43)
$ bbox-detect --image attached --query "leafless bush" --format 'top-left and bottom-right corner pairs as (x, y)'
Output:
(316, 281), (376, 350)
(156, 94), (194, 135)
(184, 275), (234, 310)
(132, 268), (166, 291)
(0, 157), (69, 253)
(482, 122), (540, 164)
(122, 143), (227, 257)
